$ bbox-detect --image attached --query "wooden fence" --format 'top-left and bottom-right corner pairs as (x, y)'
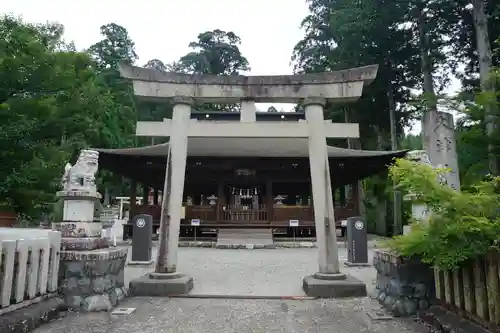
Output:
(0, 228), (61, 315)
(435, 252), (500, 331)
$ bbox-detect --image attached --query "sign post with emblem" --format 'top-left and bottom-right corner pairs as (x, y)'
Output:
(191, 219), (200, 241)
(130, 214), (153, 265)
(289, 220), (299, 242)
(345, 216), (369, 266)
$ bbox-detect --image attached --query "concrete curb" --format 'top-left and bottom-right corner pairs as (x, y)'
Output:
(0, 297), (63, 333)
(167, 294), (317, 300)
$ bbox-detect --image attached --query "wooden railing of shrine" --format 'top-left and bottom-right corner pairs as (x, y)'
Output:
(185, 205), (216, 221)
(131, 202), (358, 226)
(273, 206), (313, 221)
(434, 253), (500, 330)
(221, 204), (267, 222)
(135, 205), (161, 219)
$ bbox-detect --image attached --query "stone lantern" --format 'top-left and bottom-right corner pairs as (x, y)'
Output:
(207, 195), (217, 206)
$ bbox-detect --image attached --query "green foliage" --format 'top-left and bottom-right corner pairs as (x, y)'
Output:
(0, 17), (138, 219)
(176, 29), (250, 75)
(170, 29), (250, 112)
(400, 134), (423, 150)
(385, 158), (500, 269)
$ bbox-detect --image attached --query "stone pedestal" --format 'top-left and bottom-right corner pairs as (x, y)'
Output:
(54, 152), (129, 312)
(129, 272), (193, 296)
(52, 222), (110, 251)
(58, 247), (128, 312)
(302, 273), (367, 298)
(373, 249), (435, 317)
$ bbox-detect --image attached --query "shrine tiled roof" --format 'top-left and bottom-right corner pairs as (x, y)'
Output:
(94, 138), (407, 159)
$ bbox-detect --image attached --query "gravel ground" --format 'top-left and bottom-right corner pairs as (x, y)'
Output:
(33, 297), (430, 333)
(125, 247), (377, 296)
(32, 247), (432, 333)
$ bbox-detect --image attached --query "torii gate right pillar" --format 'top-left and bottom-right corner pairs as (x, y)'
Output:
(302, 97), (367, 298)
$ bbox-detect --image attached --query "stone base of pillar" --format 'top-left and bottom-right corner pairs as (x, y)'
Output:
(302, 273), (366, 298)
(129, 272), (194, 296)
(58, 247), (128, 312)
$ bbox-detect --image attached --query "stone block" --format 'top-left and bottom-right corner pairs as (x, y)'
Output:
(58, 247), (128, 311)
(82, 295), (112, 312)
(65, 295), (82, 309)
(129, 273), (194, 296)
(302, 274), (367, 298)
(373, 249), (435, 317)
(91, 276), (112, 293)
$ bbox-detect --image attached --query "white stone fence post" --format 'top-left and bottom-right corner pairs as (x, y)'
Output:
(0, 228), (61, 313)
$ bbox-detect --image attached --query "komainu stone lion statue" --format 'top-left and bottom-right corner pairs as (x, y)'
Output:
(61, 150), (99, 193)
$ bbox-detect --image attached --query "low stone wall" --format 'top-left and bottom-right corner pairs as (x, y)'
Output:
(58, 247), (128, 311)
(373, 249), (435, 317)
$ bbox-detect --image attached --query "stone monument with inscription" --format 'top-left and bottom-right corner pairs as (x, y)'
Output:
(52, 150), (128, 311)
(403, 150), (435, 225)
(422, 111), (460, 191)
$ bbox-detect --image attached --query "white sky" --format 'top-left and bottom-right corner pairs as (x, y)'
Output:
(3, 0), (308, 72)
(3, 0), (462, 134)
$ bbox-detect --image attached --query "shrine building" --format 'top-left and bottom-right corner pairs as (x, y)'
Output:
(94, 64), (406, 242)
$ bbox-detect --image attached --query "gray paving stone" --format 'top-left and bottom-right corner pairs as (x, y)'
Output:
(125, 247), (376, 297)
(31, 248), (426, 333)
(32, 297), (429, 333)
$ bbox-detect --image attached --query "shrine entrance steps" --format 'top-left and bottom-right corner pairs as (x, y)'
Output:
(216, 228), (273, 246)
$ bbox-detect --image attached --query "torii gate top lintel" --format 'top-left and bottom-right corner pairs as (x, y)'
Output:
(118, 63), (379, 104)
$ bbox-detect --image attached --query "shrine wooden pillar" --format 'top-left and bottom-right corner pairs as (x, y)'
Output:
(266, 180), (273, 222)
(130, 179), (137, 219)
(309, 182), (314, 207)
(216, 182), (224, 221)
(153, 188), (159, 205)
(352, 182), (360, 215)
(142, 184), (149, 205)
(339, 185), (346, 207)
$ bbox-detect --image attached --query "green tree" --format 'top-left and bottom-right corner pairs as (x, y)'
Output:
(173, 29), (251, 112)
(400, 134), (423, 150)
(176, 29), (250, 75)
(0, 16), (123, 218)
(144, 59), (168, 72)
(87, 22), (137, 148)
(88, 23), (138, 73)
(292, 0), (424, 150)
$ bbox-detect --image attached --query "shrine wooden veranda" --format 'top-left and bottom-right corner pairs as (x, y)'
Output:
(96, 134), (406, 240)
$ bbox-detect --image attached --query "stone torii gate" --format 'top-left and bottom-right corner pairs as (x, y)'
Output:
(120, 63), (379, 297)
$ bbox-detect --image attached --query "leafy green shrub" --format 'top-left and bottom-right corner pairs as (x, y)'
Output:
(385, 158), (500, 269)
